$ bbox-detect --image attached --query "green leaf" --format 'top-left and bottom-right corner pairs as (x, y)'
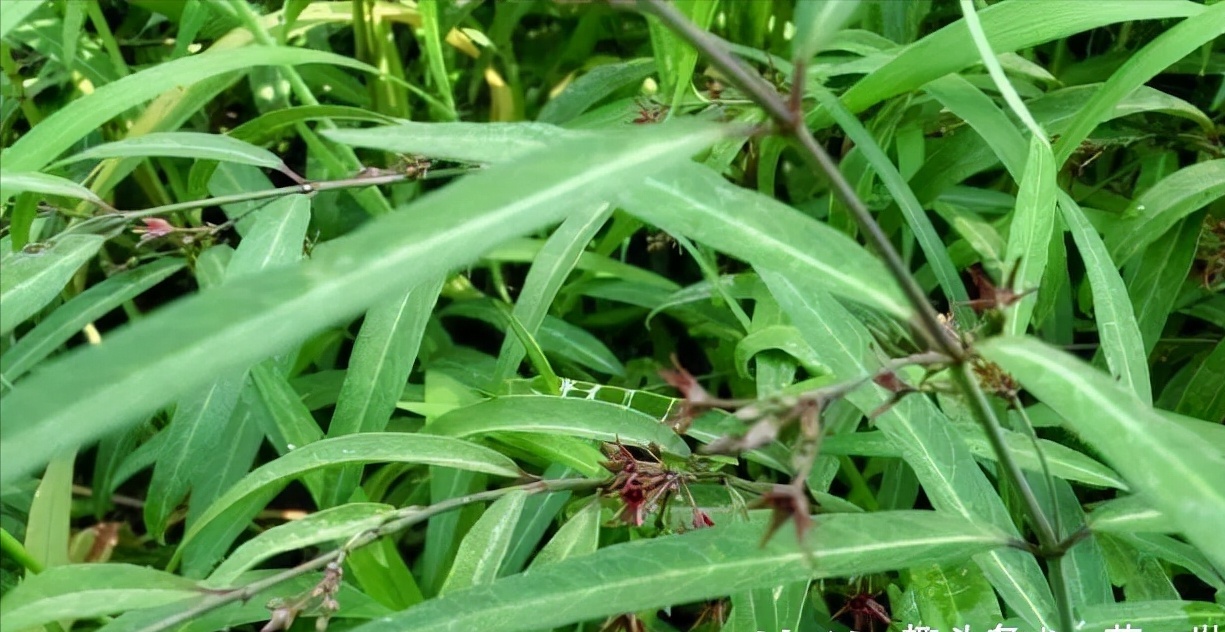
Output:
(0, 258), (183, 381)
(617, 163), (912, 319)
(93, 571), (392, 632)
(1075, 600), (1225, 632)
(0, 234), (105, 337)
(733, 325), (829, 380)
(0, 0), (44, 39)
(1052, 3), (1225, 165)
(1106, 159), (1225, 263)
(0, 564), (199, 631)
(530, 500), (601, 569)
(428, 395), (690, 458)
(821, 427), (1127, 490)
(23, 451), (73, 571)
(0, 170), (112, 209)
(538, 59), (656, 125)
(1087, 495), (1173, 535)
(812, 85), (972, 324)
(727, 580), (809, 632)
(977, 336), (1225, 570)
(1174, 340), (1225, 423)
(321, 122), (569, 164)
(1003, 136), (1057, 336)
(762, 272), (1057, 629)
(1059, 194), (1150, 403)
(493, 205), (612, 386)
(0, 122), (725, 486)
(227, 104), (399, 145)
(440, 490), (528, 594)
(175, 433), (520, 576)
(417, 0), (456, 116)
(1, 46), (382, 172)
(1125, 214), (1203, 354)
(207, 503), (396, 586)
(48, 132), (285, 171)
(907, 562), (1003, 632)
(815, 0), (1204, 128)
(347, 511), (1009, 632)
(793, 0), (863, 61)
(324, 278), (443, 506)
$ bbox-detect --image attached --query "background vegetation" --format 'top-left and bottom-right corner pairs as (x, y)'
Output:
(0, 0), (1223, 631)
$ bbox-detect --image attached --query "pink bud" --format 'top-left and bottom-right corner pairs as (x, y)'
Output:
(140, 217), (175, 237)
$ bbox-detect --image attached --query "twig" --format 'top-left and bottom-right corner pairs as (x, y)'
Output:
(57, 167), (475, 239)
(133, 477), (602, 632)
(619, 2), (1068, 629)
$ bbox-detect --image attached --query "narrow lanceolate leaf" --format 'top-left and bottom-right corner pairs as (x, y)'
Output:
(1052, 3), (1225, 165)
(1106, 159), (1225, 263)
(762, 272), (1056, 629)
(0, 122), (726, 486)
(0, 0), (44, 39)
(0, 564), (200, 631)
(322, 122), (570, 165)
(812, 85), (971, 324)
(0, 258), (183, 381)
(428, 391), (690, 455)
(348, 511), (1010, 632)
(207, 503), (395, 586)
(1, 47), (381, 172)
(530, 500), (601, 569)
(146, 195), (311, 540)
(175, 433), (520, 576)
(1003, 137), (1056, 336)
(537, 58), (656, 125)
(1125, 215), (1203, 354)
(1074, 600), (1225, 632)
(1175, 340), (1225, 424)
(978, 336), (1225, 571)
(48, 132), (285, 171)
(324, 277), (443, 507)
(617, 163), (912, 319)
(0, 170), (112, 209)
(427, 395), (690, 458)
(1059, 195), (1150, 403)
(440, 491), (529, 594)
(816, 0), (1203, 128)
(0, 235), (105, 337)
(493, 205), (613, 385)
(792, 0), (863, 61)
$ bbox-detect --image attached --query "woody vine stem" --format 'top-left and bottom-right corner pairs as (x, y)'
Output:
(622, 1), (1074, 631)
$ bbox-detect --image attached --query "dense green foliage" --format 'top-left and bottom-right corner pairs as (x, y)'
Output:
(1, 1), (1223, 631)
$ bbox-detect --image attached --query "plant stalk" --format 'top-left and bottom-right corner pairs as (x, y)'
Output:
(624, 2), (1069, 629)
(133, 477), (602, 632)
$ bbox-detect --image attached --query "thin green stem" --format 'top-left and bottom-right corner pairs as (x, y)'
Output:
(952, 364), (1056, 548)
(57, 167), (474, 238)
(134, 477), (603, 632)
(0, 527), (43, 574)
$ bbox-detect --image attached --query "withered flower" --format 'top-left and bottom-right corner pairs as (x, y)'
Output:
(752, 484), (813, 546)
(601, 441), (681, 527)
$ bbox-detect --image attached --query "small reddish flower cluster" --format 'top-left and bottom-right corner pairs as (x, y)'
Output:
(601, 441), (713, 530)
(632, 98), (668, 124)
(133, 217), (176, 244)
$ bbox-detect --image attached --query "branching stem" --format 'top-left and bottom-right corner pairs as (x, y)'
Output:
(134, 477), (602, 632)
